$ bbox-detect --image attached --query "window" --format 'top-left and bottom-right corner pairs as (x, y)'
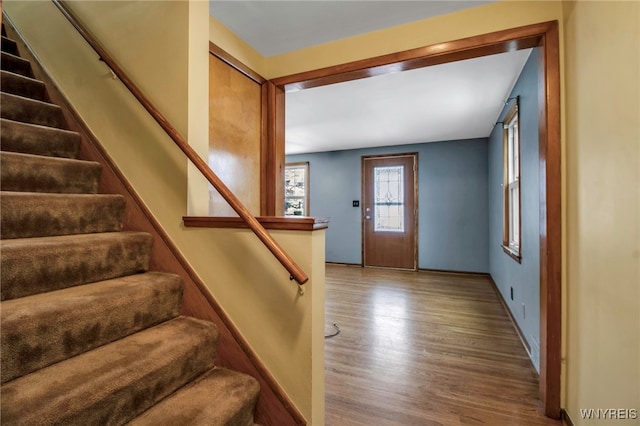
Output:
(284, 162), (309, 216)
(373, 165), (405, 232)
(503, 100), (521, 261)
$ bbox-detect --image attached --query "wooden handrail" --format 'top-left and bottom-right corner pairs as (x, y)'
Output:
(51, 0), (309, 285)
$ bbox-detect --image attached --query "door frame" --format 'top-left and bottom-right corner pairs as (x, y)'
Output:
(361, 153), (419, 270)
(269, 21), (561, 418)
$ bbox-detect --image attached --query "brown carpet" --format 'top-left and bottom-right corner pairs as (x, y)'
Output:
(0, 23), (259, 425)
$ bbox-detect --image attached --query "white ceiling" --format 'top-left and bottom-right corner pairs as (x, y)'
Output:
(286, 49), (532, 154)
(209, 1), (531, 156)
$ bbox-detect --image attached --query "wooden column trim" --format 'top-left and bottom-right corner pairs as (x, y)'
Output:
(538, 20), (562, 419)
(265, 81), (286, 216)
(260, 82), (270, 215)
(271, 24), (547, 92)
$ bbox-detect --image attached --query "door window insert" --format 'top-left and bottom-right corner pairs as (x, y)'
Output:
(374, 165), (405, 233)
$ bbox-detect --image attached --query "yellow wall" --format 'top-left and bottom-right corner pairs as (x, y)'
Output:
(68, 0), (190, 135)
(3, 1), (324, 423)
(563, 2), (640, 424)
(209, 14), (267, 77)
(182, 227), (326, 425)
(187, 0), (211, 216)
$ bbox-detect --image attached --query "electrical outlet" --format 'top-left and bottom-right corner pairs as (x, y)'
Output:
(522, 303), (526, 319)
(510, 287), (514, 301)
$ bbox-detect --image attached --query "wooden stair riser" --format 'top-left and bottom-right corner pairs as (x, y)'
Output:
(1, 272), (183, 383)
(0, 232), (153, 300)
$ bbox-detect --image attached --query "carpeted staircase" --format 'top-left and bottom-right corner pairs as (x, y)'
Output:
(0, 24), (260, 425)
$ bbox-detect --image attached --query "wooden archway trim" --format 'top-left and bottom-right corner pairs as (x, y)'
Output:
(268, 20), (562, 419)
(271, 22), (550, 93)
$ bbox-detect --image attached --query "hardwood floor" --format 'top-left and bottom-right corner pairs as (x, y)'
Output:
(324, 264), (561, 426)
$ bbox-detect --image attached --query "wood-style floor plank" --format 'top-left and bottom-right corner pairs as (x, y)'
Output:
(324, 264), (561, 426)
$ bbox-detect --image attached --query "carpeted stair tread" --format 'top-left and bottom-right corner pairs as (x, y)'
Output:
(0, 316), (219, 426)
(0, 92), (67, 129)
(0, 51), (33, 77)
(1, 70), (48, 101)
(1, 271), (183, 383)
(1, 35), (19, 56)
(0, 118), (80, 158)
(1, 231), (153, 300)
(0, 191), (126, 239)
(1, 151), (101, 193)
(130, 367), (260, 426)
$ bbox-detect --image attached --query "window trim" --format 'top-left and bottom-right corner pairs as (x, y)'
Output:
(284, 162), (309, 216)
(502, 99), (522, 263)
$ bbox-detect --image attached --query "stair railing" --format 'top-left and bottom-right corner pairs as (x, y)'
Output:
(51, 0), (309, 288)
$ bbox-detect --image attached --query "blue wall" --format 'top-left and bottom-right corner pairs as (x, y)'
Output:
(287, 138), (489, 273)
(488, 49), (540, 372)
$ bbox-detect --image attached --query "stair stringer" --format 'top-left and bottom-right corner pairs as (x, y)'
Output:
(2, 21), (306, 426)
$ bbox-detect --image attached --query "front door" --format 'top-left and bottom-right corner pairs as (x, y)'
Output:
(362, 154), (417, 270)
